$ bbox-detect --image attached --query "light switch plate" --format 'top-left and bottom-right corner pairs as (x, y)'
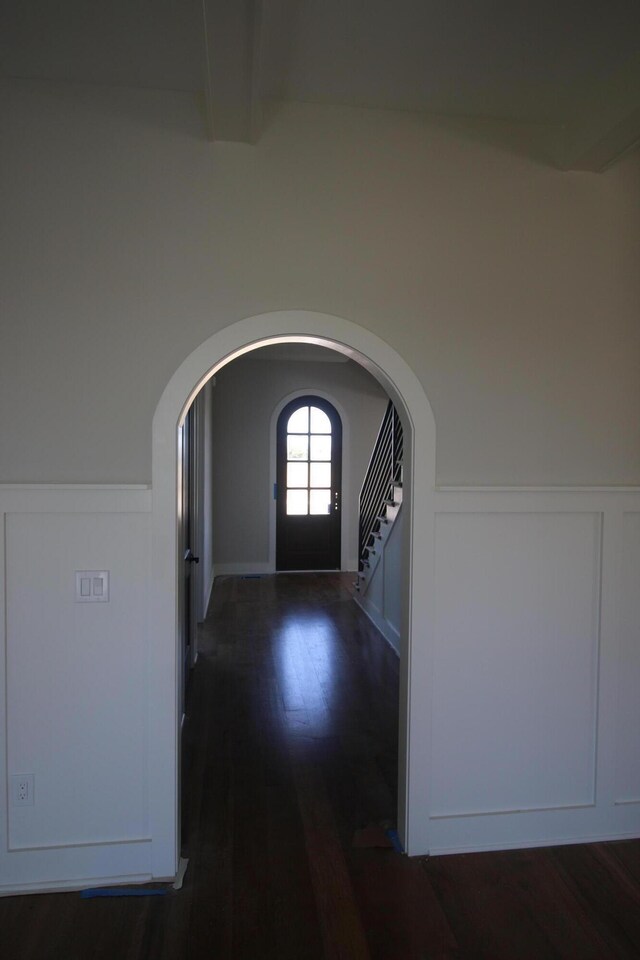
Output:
(75, 570), (109, 602)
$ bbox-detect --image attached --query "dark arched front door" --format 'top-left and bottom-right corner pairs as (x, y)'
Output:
(276, 396), (342, 570)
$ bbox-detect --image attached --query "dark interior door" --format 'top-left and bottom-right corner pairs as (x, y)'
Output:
(276, 396), (342, 570)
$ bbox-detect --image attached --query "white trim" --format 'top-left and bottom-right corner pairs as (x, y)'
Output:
(213, 562), (273, 577)
(0, 873), (154, 898)
(434, 489), (640, 514)
(430, 830), (640, 858)
(0, 484), (149, 491)
(0, 486), (151, 513)
(150, 310), (437, 870)
(202, 564), (216, 618)
(8, 836), (152, 853)
(354, 592), (401, 656)
(430, 803), (595, 820)
(437, 486), (640, 494)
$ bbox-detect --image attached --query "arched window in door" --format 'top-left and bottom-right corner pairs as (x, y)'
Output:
(276, 397), (342, 570)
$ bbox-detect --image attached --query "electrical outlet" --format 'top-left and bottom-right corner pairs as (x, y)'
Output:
(11, 774), (34, 807)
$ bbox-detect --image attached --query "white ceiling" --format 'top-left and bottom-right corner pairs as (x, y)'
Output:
(2, 0), (639, 168)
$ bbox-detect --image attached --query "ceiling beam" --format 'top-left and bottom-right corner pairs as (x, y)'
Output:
(200, 0), (265, 143)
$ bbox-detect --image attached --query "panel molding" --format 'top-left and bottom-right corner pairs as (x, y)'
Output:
(9, 835), (152, 853)
(434, 488), (640, 514)
(1, 481), (639, 890)
(430, 829), (640, 858)
(431, 802), (596, 820)
(0, 871), (154, 898)
(0, 484), (151, 514)
(432, 508), (605, 820)
(0, 488), (152, 888)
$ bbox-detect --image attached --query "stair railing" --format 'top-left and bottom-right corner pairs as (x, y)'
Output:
(358, 401), (404, 570)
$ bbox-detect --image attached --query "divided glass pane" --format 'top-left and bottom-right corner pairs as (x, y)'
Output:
(310, 489), (332, 515)
(310, 462), (331, 488)
(287, 406), (309, 433)
(310, 434), (331, 461)
(287, 435), (309, 461)
(287, 462), (308, 488)
(287, 489), (308, 515)
(309, 407), (331, 433)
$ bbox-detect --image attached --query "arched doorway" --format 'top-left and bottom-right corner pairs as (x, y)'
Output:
(276, 395), (342, 571)
(150, 311), (436, 878)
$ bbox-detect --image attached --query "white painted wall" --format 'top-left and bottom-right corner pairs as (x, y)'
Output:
(210, 351), (387, 572)
(1, 78), (640, 890)
(1, 82), (639, 487)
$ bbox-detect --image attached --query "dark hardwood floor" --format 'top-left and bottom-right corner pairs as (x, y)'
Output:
(1, 572), (640, 959)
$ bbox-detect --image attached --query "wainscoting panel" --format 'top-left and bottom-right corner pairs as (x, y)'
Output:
(1, 484), (639, 889)
(432, 510), (601, 819)
(428, 489), (640, 853)
(615, 512), (640, 806)
(0, 486), (152, 892)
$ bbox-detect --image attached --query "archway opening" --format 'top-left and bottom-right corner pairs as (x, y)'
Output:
(150, 312), (436, 879)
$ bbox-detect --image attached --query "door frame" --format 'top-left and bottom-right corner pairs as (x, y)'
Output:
(276, 395), (343, 571)
(150, 310), (436, 878)
(269, 389), (352, 571)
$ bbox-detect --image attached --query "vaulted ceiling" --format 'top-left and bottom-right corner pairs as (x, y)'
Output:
(2, 0), (639, 170)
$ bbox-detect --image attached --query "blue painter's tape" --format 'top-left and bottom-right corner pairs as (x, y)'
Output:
(385, 828), (404, 854)
(80, 887), (167, 899)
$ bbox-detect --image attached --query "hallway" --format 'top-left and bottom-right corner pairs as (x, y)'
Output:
(2, 573), (640, 959)
(180, 572), (402, 959)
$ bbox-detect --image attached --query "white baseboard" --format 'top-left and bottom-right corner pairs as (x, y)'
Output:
(430, 828), (640, 858)
(213, 562), (357, 578)
(213, 562), (274, 577)
(203, 565), (216, 618)
(354, 593), (400, 656)
(0, 872), (155, 898)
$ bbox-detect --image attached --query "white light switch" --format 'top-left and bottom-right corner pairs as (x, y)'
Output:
(75, 571), (109, 602)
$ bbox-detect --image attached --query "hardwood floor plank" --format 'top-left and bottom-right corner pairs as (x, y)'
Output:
(292, 760), (371, 960)
(351, 849), (460, 960)
(605, 840), (640, 887)
(549, 842), (640, 958)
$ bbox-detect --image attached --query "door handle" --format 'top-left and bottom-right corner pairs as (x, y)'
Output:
(184, 550), (200, 563)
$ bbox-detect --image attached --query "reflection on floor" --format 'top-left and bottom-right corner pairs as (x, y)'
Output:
(181, 572), (400, 958)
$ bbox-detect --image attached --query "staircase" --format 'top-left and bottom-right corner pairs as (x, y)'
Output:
(355, 401), (403, 596)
